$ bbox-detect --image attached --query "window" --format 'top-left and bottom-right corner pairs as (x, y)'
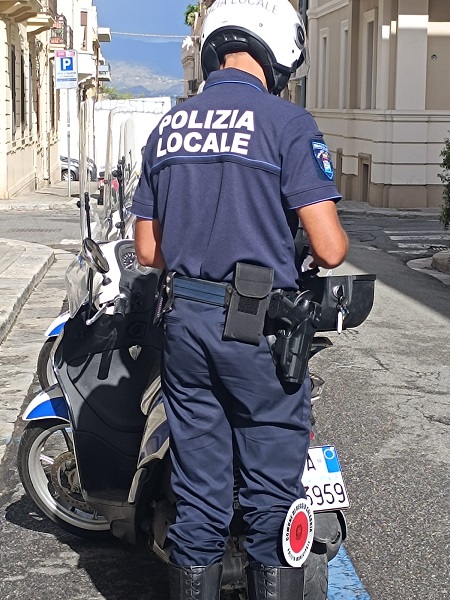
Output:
(29, 59), (33, 132)
(81, 10), (88, 49)
(358, 153), (371, 203)
(339, 21), (349, 109)
(318, 28), (330, 109)
(50, 74), (56, 131)
(361, 10), (377, 109)
(10, 45), (16, 140)
(21, 53), (26, 132)
(335, 148), (343, 193)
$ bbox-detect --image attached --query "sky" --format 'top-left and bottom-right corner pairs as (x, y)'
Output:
(94, 0), (192, 78)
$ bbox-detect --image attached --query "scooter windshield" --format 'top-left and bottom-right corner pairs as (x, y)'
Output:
(65, 254), (90, 317)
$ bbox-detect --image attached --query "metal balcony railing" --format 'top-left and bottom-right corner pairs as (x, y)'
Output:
(49, 14), (73, 48)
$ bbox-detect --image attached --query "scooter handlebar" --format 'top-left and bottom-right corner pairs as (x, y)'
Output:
(85, 293), (128, 326)
(113, 293), (128, 320)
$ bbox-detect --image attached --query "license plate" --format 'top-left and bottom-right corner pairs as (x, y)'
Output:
(301, 446), (349, 512)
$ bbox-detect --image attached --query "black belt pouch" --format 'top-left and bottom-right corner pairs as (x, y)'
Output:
(223, 262), (274, 345)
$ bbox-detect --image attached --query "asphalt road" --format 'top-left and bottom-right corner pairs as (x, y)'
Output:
(339, 212), (450, 262)
(0, 206), (448, 261)
(0, 210), (81, 250)
(0, 210), (449, 599)
(311, 241), (450, 599)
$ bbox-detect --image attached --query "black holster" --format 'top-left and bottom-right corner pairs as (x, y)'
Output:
(267, 290), (322, 385)
(223, 262), (274, 345)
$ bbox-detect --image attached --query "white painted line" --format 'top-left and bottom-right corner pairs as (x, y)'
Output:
(397, 243), (440, 248)
(388, 250), (427, 255)
(389, 235), (450, 241)
(60, 239), (80, 245)
(384, 230), (447, 234)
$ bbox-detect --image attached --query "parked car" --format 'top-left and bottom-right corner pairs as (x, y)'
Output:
(60, 156), (97, 182)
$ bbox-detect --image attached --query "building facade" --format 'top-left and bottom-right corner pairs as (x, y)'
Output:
(56, 0), (111, 166)
(307, 0), (450, 208)
(181, 0), (449, 208)
(0, 0), (59, 198)
(0, 0), (110, 200)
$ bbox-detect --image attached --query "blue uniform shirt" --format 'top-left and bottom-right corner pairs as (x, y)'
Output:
(131, 68), (341, 289)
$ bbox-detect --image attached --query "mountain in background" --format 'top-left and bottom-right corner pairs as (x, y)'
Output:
(109, 60), (183, 98)
(100, 33), (187, 98)
(103, 35), (184, 76)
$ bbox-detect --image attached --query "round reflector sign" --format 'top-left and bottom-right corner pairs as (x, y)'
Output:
(282, 499), (314, 567)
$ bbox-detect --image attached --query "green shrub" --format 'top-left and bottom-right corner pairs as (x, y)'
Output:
(438, 135), (450, 229)
(185, 3), (200, 26)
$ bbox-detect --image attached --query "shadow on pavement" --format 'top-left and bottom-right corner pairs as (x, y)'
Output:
(3, 494), (170, 600)
(346, 245), (450, 321)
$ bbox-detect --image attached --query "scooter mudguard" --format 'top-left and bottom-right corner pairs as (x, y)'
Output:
(44, 311), (70, 338)
(22, 385), (70, 422)
(313, 510), (347, 562)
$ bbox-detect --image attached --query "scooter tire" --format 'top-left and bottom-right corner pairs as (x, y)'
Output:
(36, 338), (58, 389)
(17, 419), (112, 540)
(304, 549), (328, 600)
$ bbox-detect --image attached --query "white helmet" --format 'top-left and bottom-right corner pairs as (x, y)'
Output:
(201, 0), (307, 95)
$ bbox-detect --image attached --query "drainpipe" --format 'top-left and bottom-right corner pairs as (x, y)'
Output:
(300, 0), (308, 108)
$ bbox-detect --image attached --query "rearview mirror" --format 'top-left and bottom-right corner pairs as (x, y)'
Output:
(81, 238), (110, 274)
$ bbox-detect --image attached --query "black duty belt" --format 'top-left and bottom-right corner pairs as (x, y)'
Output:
(168, 267), (320, 385)
(172, 276), (230, 307)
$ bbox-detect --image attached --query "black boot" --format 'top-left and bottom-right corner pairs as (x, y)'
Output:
(167, 561), (222, 600)
(246, 564), (305, 600)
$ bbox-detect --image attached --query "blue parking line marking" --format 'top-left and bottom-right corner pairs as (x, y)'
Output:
(328, 546), (371, 599)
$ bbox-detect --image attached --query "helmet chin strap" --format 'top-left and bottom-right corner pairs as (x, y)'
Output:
(202, 30), (303, 96)
(270, 72), (290, 95)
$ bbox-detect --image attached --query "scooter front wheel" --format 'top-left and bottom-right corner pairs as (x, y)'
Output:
(36, 338), (58, 389)
(17, 419), (111, 540)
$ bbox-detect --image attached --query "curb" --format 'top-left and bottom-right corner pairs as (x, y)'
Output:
(0, 200), (79, 211)
(431, 249), (450, 275)
(407, 256), (450, 286)
(337, 207), (440, 219)
(0, 239), (55, 344)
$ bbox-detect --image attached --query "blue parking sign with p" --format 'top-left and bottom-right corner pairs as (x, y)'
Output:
(55, 50), (77, 89)
(61, 57), (74, 71)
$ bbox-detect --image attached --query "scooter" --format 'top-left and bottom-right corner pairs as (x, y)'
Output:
(36, 165), (136, 390)
(18, 237), (375, 599)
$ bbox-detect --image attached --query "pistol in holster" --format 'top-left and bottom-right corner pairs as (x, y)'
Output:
(267, 290), (322, 385)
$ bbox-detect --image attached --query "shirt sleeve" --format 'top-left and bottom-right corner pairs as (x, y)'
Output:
(130, 141), (157, 220)
(279, 112), (342, 210)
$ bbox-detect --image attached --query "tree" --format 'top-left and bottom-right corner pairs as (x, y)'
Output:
(438, 135), (450, 229)
(101, 86), (133, 100)
(184, 3), (200, 27)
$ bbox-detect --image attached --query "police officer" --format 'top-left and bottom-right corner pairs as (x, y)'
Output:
(132, 1), (348, 598)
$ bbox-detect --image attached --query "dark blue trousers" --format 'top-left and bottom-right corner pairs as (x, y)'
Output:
(162, 298), (311, 567)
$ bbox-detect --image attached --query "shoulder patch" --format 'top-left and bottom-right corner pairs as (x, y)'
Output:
(311, 140), (334, 180)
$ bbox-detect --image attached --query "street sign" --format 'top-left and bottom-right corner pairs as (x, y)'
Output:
(55, 50), (78, 89)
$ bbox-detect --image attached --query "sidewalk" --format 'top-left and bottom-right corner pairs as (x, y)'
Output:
(0, 181), (79, 344)
(337, 200), (450, 279)
(0, 190), (449, 346)
(0, 180), (79, 212)
(337, 199), (440, 219)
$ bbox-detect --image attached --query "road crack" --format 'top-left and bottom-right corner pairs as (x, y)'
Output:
(424, 413), (450, 426)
